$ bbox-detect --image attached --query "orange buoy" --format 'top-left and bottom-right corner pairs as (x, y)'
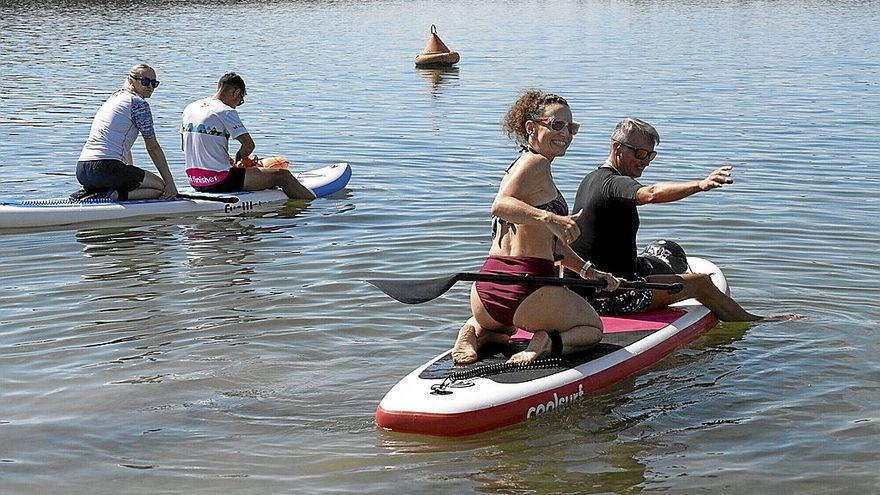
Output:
(414, 25), (460, 68)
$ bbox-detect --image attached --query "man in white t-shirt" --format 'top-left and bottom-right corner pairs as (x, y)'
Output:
(180, 72), (314, 199)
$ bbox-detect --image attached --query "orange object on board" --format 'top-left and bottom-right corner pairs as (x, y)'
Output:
(257, 156), (289, 169)
(232, 155), (290, 169)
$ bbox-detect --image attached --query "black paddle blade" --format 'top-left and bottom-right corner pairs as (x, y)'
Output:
(366, 274), (461, 304)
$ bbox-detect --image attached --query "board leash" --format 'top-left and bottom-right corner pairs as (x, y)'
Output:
(430, 358), (563, 395)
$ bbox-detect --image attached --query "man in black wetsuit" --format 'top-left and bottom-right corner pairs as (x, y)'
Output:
(568, 118), (761, 321)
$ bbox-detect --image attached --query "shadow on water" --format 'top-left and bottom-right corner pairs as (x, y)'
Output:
(375, 398), (652, 494)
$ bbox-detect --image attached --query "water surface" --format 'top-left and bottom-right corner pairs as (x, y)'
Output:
(1, 1), (879, 493)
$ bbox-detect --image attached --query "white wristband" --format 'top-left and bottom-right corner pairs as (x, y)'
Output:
(579, 262), (593, 278)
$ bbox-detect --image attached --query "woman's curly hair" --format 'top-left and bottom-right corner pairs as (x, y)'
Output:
(502, 89), (569, 145)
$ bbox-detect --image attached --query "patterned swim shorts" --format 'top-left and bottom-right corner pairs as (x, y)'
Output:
(588, 277), (654, 316)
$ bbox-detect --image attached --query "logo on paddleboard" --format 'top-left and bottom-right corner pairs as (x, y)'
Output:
(526, 384), (585, 418)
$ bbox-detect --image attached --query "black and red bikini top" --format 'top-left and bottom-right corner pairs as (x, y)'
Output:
(491, 147), (570, 243)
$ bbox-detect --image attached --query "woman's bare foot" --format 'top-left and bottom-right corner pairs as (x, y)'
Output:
(507, 331), (552, 365)
(452, 322), (480, 365)
(452, 322), (512, 365)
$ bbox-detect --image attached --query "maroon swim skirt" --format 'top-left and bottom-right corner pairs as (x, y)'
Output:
(474, 255), (556, 327)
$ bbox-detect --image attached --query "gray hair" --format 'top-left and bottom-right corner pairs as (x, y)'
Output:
(610, 118), (660, 146)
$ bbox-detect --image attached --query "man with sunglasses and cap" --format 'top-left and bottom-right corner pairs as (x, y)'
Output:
(180, 72), (315, 199)
(74, 63), (179, 200)
(567, 117), (763, 321)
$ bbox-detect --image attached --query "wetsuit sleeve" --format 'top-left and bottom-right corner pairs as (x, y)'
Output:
(217, 108), (248, 140)
(131, 98), (156, 139)
(602, 174), (642, 204)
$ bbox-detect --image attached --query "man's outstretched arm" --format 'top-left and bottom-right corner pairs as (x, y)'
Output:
(636, 165), (734, 205)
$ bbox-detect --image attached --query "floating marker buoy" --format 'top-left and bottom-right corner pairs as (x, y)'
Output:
(414, 25), (460, 68)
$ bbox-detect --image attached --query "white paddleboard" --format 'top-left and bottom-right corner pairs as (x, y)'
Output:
(0, 162), (351, 230)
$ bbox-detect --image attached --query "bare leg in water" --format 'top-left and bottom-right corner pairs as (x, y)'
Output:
(647, 273), (801, 321)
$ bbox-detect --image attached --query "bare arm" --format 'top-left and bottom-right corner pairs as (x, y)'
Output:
(491, 157), (581, 243)
(144, 136), (178, 199)
(233, 133), (256, 163)
(636, 165), (734, 205)
(556, 242), (621, 291)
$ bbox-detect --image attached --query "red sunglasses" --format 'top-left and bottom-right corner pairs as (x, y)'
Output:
(535, 117), (579, 135)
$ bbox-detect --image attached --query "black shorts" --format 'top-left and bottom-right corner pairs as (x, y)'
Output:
(192, 168), (246, 193)
(76, 159), (146, 192)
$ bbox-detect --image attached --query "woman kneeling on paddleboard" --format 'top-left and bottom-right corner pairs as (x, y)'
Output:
(74, 63), (179, 201)
(453, 90), (622, 365)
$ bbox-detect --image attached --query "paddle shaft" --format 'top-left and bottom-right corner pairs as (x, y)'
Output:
(367, 272), (683, 305)
(454, 272), (683, 293)
(175, 193), (239, 204)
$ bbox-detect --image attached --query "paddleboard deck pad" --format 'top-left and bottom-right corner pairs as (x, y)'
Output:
(0, 162), (351, 230)
(376, 257), (726, 437)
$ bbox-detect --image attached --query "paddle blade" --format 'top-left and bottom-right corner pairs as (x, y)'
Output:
(367, 274), (461, 304)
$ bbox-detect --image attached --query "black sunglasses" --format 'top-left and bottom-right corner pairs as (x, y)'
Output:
(616, 141), (657, 161)
(129, 74), (160, 88)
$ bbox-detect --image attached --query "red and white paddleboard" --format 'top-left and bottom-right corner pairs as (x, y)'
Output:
(376, 256), (725, 437)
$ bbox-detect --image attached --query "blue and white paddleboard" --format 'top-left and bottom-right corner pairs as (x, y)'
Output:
(0, 162), (351, 230)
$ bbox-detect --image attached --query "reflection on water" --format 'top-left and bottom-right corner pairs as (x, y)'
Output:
(417, 66), (460, 93)
(70, 221), (297, 343)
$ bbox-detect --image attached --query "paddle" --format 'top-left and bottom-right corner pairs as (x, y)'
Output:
(175, 193), (239, 204)
(367, 272), (683, 305)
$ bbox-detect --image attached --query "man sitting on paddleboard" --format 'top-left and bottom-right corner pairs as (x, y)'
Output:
(452, 90), (622, 366)
(74, 63), (179, 201)
(180, 72), (315, 199)
(568, 118), (761, 321)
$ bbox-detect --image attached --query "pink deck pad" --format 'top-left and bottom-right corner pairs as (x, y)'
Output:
(511, 307), (686, 339)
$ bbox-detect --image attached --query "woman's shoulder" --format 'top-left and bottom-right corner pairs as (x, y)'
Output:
(111, 89), (149, 107)
(508, 152), (550, 176)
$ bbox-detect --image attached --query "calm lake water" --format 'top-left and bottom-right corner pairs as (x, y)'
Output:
(2, 0), (879, 493)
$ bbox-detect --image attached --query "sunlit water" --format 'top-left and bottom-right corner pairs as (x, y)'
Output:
(1, 1), (879, 493)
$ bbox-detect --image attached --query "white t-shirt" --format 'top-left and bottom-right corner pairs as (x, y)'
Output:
(180, 97), (248, 187)
(79, 90), (156, 162)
